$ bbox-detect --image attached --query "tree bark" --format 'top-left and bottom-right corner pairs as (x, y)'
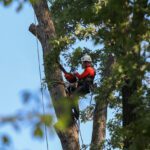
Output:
(91, 101), (107, 150)
(90, 55), (114, 150)
(29, 0), (79, 149)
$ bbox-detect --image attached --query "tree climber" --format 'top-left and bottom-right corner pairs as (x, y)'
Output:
(64, 54), (95, 93)
(59, 54), (96, 120)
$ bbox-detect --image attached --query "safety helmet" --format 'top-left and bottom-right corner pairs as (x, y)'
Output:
(81, 54), (92, 62)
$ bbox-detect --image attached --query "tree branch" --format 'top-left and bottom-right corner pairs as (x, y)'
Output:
(90, 54), (114, 149)
(29, 23), (41, 40)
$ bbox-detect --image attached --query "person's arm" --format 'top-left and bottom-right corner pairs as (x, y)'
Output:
(74, 67), (95, 79)
(64, 73), (76, 82)
(74, 69), (89, 79)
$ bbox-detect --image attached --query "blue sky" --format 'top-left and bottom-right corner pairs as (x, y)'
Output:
(0, 2), (97, 150)
(0, 2), (60, 150)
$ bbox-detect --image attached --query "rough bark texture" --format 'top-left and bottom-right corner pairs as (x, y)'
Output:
(91, 101), (107, 150)
(90, 55), (114, 150)
(29, 0), (79, 149)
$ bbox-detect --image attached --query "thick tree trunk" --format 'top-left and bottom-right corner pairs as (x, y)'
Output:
(91, 101), (107, 150)
(90, 55), (114, 150)
(29, 0), (79, 149)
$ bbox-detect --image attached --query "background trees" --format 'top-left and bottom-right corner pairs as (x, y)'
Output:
(0, 0), (150, 149)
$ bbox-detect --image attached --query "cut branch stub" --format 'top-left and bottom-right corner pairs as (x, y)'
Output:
(31, 0), (55, 39)
(29, 23), (42, 40)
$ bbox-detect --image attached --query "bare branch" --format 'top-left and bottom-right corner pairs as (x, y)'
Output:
(29, 23), (45, 42)
(29, 23), (39, 38)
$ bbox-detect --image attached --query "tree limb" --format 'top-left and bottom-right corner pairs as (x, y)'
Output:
(90, 54), (114, 150)
(29, 23), (40, 39)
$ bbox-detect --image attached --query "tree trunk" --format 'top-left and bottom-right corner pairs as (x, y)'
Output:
(91, 101), (107, 150)
(90, 55), (114, 150)
(29, 0), (79, 149)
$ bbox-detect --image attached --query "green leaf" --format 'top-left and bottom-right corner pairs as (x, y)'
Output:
(33, 125), (43, 138)
(40, 115), (52, 127)
(2, 135), (10, 145)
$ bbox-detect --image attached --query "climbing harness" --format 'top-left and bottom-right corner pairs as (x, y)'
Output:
(34, 12), (49, 150)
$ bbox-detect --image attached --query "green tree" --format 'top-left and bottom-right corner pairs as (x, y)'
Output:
(1, 0), (150, 149)
(49, 0), (150, 149)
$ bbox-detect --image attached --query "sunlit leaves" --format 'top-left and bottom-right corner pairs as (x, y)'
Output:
(75, 24), (97, 40)
(92, 0), (108, 15)
(51, 35), (76, 52)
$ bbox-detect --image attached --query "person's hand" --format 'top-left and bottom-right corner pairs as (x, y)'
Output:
(65, 73), (72, 78)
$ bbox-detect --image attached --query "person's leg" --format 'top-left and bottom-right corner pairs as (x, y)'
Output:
(70, 86), (84, 120)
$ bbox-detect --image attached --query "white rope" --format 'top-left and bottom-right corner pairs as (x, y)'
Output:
(78, 120), (84, 146)
(33, 11), (49, 150)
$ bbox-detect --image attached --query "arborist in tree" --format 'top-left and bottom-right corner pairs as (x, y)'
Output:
(59, 54), (96, 120)
(65, 54), (95, 93)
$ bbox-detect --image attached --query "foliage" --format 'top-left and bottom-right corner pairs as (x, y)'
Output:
(0, 134), (11, 149)
(0, 90), (53, 147)
(80, 104), (95, 123)
(50, 0), (150, 149)
(0, 0), (27, 11)
(1, 0), (150, 149)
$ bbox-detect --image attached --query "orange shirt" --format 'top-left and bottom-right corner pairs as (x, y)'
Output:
(64, 66), (95, 82)
(64, 73), (76, 82)
(74, 66), (95, 79)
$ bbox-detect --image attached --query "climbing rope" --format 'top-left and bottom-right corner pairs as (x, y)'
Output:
(78, 120), (84, 146)
(90, 92), (93, 106)
(72, 84), (96, 149)
(73, 118), (84, 149)
(33, 12), (49, 150)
